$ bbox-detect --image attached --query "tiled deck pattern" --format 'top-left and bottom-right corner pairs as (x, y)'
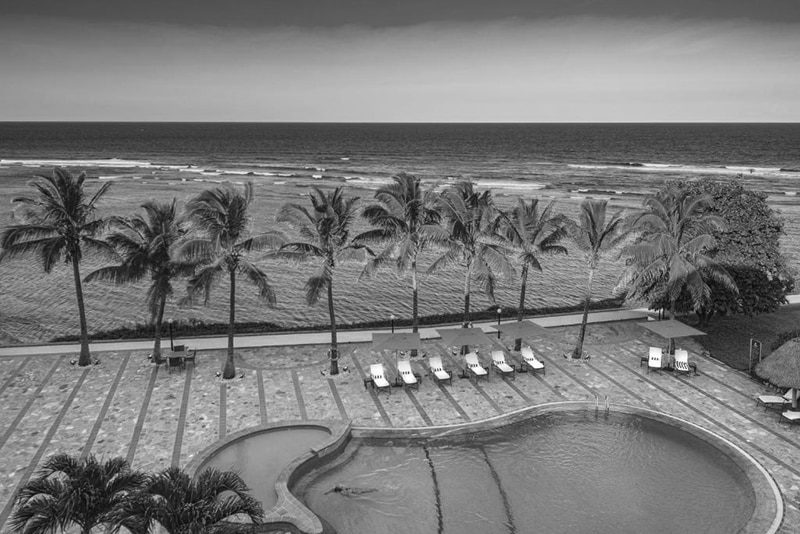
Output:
(0, 320), (799, 533)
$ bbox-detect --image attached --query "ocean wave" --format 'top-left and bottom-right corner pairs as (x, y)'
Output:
(1, 157), (155, 168)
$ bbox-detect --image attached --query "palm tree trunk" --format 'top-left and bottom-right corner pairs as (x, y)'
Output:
(514, 263), (529, 351)
(327, 273), (339, 375)
(223, 268), (236, 379)
(72, 257), (92, 366)
(462, 261), (473, 327)
(574, 266), (594, 359)
(666, 306), (676, 355)
(411, 258), (419, 357)
(153, 294), (167, 364)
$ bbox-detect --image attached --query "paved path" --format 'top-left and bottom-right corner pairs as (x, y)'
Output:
(0, 308), (798, 533)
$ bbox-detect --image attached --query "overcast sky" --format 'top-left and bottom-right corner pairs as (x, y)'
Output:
(1, 0), (798, 122)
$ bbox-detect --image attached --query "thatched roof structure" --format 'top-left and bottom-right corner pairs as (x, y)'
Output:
(755, 337), (800, 389)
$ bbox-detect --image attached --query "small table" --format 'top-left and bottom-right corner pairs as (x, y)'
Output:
(167, 353), (185, 373)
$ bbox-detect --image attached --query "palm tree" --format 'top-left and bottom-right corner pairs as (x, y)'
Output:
(178, 182), (284, 379)
(500, 198), (568, 350)
(9, 454), (145, 534)
(86, 199), (191, 364)
(117, 466), (263, 534)
(428, 181), (514, 327)
(0, 168), (110, 366)
(565, 199), (629, 359)
(275, 187), (370, 375)
(620, 187), (737, 340)
(357, 173), (444, 339)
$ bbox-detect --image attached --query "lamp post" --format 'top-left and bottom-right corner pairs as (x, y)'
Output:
(496, 307), (502, 339)
(168, 319), (174, 351)
(390, 314), (395, 334)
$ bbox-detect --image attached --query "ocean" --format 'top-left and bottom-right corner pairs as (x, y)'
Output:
(1, 122), (799, 344)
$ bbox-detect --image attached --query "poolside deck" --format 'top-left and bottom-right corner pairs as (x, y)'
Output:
(0, 317), (798, 533)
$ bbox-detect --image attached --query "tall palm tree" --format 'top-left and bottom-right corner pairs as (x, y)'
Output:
(357, 173), (444, 338)
(86, 199), (191, 364)
(565, 199), (629, 359)
(0, 168), (110, 366)
(620, 187), (737, 339)
(116, 466), (263, 534)
(9, 454), (145, 534)
(500, 198), (568, 350)
(275, 187), (370, 375)
(428, 181), (514, 327)
(178, 182), (283, 379)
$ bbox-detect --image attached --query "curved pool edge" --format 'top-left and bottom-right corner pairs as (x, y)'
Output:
(348, 401), (783, 534)
(185, 419), (351, 534)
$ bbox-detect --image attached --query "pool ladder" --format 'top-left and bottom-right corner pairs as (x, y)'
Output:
(595, 394), (610, 415)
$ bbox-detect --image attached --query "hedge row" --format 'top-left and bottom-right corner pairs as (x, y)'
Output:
(52, 297), (625, 343)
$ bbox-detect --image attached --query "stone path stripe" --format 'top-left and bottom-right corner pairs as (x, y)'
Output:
(257, 369), (268, 425)
(404, 389), (434, 426)
(327, 378), (348, 420)
(0, 356), (31, 399)
(219, 383), (227, 438)
(0, 355), (64, 451)
(292, 370), (308, 420)
(540, 355), (600, 398)
(81, 352), (131, 458)
(481, 447), (516, 534)
(499, 375), (532, 403)
(126, 365), (159, 465)
(467, 377), (503, 414)
(435, 382), (471, 422)
(583, 360), (657, 410)
(349, 352), (393, 427)
(171, 365), (194, 467)
(0, 367), (90, 527)
(604, 350), (800, 479)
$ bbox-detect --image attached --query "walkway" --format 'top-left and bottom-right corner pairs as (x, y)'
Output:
(0, 309), (798, 533)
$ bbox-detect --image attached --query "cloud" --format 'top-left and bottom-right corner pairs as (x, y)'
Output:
(1, 15), (798, 121)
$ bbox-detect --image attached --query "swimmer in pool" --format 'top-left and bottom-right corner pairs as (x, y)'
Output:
(325, 484), (377, 496)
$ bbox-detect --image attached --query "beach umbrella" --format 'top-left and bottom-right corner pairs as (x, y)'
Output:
(492, 320), (552, 341)
(436, 327), (494, 351)
(755, 338), (800, 409)
(371, 332), (422, 352)
(638, 319), (706, 353)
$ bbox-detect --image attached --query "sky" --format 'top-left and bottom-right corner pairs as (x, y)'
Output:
(1, 0), (799, 122)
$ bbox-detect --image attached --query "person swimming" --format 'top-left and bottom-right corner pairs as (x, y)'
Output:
(325, 484), (377, 496)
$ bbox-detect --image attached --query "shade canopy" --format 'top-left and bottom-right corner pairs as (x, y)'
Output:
(371, 332), (422, 352)
(755, 338), (800, 390)
(492, 320), (552, 339)
(437, 327), (494, 347)
(638, 319), (706, 339)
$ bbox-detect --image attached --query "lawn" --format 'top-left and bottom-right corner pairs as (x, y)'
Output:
(694, 303), (800, 372)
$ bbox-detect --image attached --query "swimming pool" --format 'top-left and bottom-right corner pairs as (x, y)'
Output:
(299, 410), (764, 533)
(196, 425), (332, 510)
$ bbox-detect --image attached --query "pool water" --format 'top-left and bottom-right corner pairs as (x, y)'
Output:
(301, 412), (756, 533)
(199, 426), (330, 510)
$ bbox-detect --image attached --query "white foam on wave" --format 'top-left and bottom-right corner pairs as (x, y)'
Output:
(1, 158), (154, 168)
(567, 161), (794, 178)
(475, 180), (545, 190)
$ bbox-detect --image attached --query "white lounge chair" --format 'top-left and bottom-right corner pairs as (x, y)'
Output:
(757, 389), (794, 411)
(465, 352), (488, 381)
(780, 410), (800, 425)
(428, 356), (452, 385)
(397, 359), (419, 389)
(369, 363), (392, 394)
(491, 350), (515, 380)
(673, 349), (696, 376)
(521, 346), (545, 374)
(647, 347), (663, 374)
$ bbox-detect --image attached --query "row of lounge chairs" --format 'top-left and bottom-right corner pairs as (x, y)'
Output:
(755, 389), (800, 425)
(366, 347), (546, 393)
(645, 347), (697, 376)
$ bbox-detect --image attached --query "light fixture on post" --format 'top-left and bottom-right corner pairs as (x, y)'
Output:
(390, 314), (395, 333)
(496, 307), (502, 339)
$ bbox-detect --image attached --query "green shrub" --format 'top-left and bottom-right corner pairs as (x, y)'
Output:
(771, 329), (800, 351)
